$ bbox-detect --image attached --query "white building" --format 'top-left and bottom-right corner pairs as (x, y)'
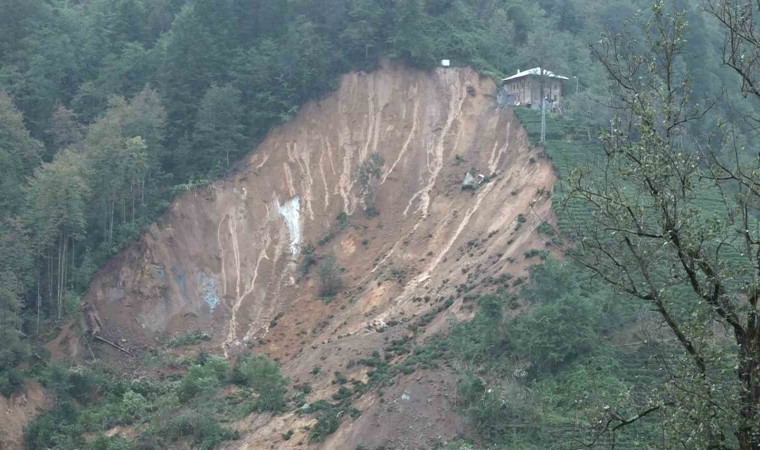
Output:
(501, 67), (569, 110)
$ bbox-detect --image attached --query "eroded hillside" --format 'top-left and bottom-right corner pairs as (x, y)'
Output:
(65, 62), (556, 447)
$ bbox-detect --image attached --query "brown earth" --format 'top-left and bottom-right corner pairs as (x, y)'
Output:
(0, 382), (50, 450)
(53, 61), (556, 448)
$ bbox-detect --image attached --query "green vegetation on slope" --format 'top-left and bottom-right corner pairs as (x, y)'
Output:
(0, 0), (754, 398)
(0, 0), (615, 394)
(1, 0), (758, 447)
(23, 351), (286, 450)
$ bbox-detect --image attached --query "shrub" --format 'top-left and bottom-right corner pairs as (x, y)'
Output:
(507, 294), (600, 372)
(336, 211), (349, 230)
(318, 256), (343, 298)
(357, 153), (385, 216)
(389, 266), (406, 281)
(309, 408), (341, 442)
(333, 371), (348, 384)
(318, 231), (334, 245)
(24, 397), (81, 449)
(119, 390), (150, 423)
(523, 249), (549, 260)
(163, 331), (212, 347)
(537, 221), (555, 236)
(85, 434), (135, 450)
(519, 260), (581, 304)
(0, 325), (29, 377)
(177, 357), (229, 403)
(24, 411), (60, 449)
(301, 253), (317, 275)
(0, 367), (24, 397)
(458, 374), (541, 442)
(162, 410), (238, 449)
(203, 356), (231, 381)
(231, 353), (288, 412)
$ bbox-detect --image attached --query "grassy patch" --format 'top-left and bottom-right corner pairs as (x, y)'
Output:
(162, 330), (212, 348)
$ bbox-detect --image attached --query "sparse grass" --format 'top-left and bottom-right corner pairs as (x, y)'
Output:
(524, 249), (549, 260)
(389, 266), (406, 281)
(162, 330), (212, 348)
(318, 231), (334, 246)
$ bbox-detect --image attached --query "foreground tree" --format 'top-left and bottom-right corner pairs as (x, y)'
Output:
(567, 2), (759, 448)
(705, 0), (760, 103)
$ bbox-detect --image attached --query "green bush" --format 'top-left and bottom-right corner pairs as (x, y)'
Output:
(318, 256), (343, 298)
(336, 211), (349, 230)
(0, 326), (28, 379)
(507, 294), (600, 372)
(119, 390), (150, 423)
(537, 221), (556, 236)
(357, 153), (385, 217)
(24, 398), (82, 449)
(231, 352), (287, 412)
(0, 367), (24, 397)
(310, 408), (341, 442)
(523, 249), (549, 260)
(519, 260), (579, 305)
(24, 411), (60, 449)
(301, 253), (317, 275)
(85, 434), (135, 450)
(163, 330), (212, 347)
(162, 410), (238, 450)
(458, 373), (541, 441)
(177, 357), (229, 403)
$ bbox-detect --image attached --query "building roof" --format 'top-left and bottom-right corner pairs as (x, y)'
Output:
(502, 67), (569, 82)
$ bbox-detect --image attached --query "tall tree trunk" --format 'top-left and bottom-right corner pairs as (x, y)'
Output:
(56, 234), (61, 320)
(131, 181), (135, 223)
(109, 200), (114, 244)
(737, 328), (760, 450)
(57, 232), (65, 320)
(69, 238), (74, 292)
(36, 267), (41, 335)
(62, 235), (68, 303)
(47, 250), (53, 315)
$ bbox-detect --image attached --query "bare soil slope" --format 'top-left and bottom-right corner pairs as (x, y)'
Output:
(75, 61), (556, 448)
(0, 382), (50, 450)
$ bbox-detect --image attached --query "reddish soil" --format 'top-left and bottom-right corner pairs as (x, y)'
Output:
(0, 381), (50, 450)
(52, 61), (556, 448)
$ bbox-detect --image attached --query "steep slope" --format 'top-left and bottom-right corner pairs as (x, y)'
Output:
(72, 61), (556, 447)
(0, 382), (50, 450)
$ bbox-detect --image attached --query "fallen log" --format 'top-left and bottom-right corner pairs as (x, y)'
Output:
(92, 334), (135, 358)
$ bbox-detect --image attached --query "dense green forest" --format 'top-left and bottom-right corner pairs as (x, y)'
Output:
(2, 0), (760, 448)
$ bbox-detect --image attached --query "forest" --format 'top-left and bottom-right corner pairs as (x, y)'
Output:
(2, 0), (760, 449)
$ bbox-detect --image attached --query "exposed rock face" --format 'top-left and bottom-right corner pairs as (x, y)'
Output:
(78, 61), (556, 447)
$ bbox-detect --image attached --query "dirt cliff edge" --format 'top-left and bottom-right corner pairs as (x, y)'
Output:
(70, 61), (556, 448)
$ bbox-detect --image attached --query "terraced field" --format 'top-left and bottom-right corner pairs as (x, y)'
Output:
(511, 108), (682, 448)
(514, 107), (750, 270)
